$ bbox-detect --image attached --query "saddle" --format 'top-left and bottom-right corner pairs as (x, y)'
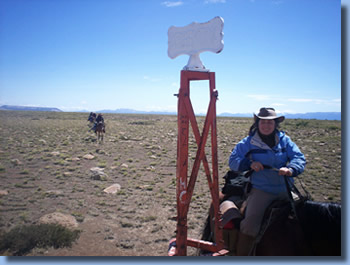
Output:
(220, 170), (293, 234)
(222, 170), (251, 198)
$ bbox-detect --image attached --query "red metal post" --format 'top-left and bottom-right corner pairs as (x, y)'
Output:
(175, 71), (190, 256)
(172, 70), (225, 256)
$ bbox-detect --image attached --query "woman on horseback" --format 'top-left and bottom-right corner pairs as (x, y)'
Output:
(225, 107), (306, 255)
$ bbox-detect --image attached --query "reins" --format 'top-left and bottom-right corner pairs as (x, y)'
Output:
(245, 165), (311, 221)
(283, 175), (300, 221)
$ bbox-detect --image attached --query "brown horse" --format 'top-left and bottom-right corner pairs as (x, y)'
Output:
(95, 122), (105, 142)
(201, 198), (341, 256)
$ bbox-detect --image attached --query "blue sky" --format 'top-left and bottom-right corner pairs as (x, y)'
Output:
(0, 0), (341, 115)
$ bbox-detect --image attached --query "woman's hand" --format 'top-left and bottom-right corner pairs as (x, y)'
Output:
(250, 161), (264, 172)
(219, 191), (225, 202)
(278, 167), (293, 176)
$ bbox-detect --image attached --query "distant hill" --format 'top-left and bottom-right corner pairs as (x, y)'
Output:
(97, 109), (341, 121)
(0, 105), (62, 112)
(97, 108), (177, 116)
(284, 112), (341, 120)
(219, 112), (252, 118)
(0, 105), (340, 120)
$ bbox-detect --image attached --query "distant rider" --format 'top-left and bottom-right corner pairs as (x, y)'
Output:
(92, 114), (105, 133)
(88, 112), (96, 122)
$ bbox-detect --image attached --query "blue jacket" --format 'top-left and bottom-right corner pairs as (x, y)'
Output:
(229, 130), (306, 195)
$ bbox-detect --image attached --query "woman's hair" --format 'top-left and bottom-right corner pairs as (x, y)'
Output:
(249, 118), (281, 136)
(248, 118), (260, 136)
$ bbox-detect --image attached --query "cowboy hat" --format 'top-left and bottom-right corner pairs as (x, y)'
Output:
(254, 107), (285, 123)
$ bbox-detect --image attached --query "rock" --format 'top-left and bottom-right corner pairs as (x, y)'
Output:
(96, 149), (106, 154)
(121, 163), (128, 168)
(88, 210), (99, 217)
(83, 154), (95, 160)
(10, 159), (22, 166)
(84, 136), (96, 142)
(0, 190), (9, 196)
(90, 167), (108, 180)
(45, 190), (64, 197)
(137, 185), (151, 190)
(116, 239), (134, 249)
(90, 167), (104, 172)
(103, 184), (121, 194)
(39, 139), (47, 145)
(51, 151), (60, 156)
(63, 172), (73, 177)
(71, 157), (80, 162)
(39, 212), (78, 229)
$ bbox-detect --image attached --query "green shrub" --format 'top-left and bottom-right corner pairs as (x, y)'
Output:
(295, 120), (309, 127)
(0, 223), (81, 256)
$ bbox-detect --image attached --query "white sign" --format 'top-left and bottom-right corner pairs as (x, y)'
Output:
(168, 16), (224, 71)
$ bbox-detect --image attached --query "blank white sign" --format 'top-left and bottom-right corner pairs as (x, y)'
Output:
(168, 16), (224, 71)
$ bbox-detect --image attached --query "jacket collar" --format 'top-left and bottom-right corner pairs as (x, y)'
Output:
(250, 130), (280, 150)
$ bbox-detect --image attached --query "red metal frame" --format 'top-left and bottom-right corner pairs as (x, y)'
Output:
(169, 70), (227, 256)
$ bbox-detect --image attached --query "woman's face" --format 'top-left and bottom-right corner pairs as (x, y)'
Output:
(258, 119), (276, 136)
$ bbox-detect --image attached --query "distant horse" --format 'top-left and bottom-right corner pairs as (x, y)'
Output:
(201, 199), (341, 256)
(95, 122), (105, 142)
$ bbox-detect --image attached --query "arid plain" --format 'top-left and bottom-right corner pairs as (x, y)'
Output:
(0, 111), (341, 256)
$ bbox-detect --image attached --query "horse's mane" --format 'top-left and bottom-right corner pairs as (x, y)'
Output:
(300, 200), (341, 225)
(297, 200), (341, 255)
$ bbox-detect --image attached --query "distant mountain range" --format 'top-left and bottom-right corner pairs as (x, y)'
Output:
(0, 105), (341, 120)
(285, 112), (341, 120)
(96, 109), (341, 120)
(220, 112), (341, 121)
(96, 108), (176, 116)
(0, 105), (62, 112)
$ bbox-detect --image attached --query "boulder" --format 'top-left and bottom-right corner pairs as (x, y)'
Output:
(90, 167), (108, 180)
(0, 190), (9, 196)
(63, 172), (73, 177)
(39, 212), (79, 229)
(83, 154), (95, 160)
(10, 159), (22, 166)
(103, 184), (121, 194)
(45, 190), (64, 197)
